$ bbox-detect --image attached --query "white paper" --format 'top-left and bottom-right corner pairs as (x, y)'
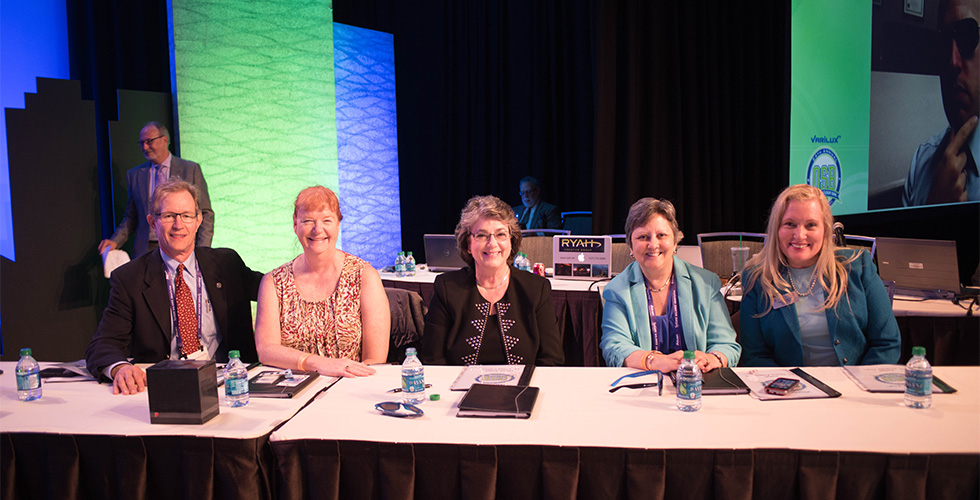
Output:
(450, 365), (528, 391)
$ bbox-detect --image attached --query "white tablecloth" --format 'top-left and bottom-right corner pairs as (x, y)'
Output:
(0, 362), (335, 439)
(270, 365), (980, 454)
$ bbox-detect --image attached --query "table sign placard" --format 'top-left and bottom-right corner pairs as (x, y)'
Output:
(552, 235), (612, 280)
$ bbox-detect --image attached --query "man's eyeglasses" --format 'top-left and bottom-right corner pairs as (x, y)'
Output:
(155, 212), (198, 224)
(609, 370), (663, 395)
(137, 135), (165, 147)
(940, 17), (979, 59)
(471, 231), (509, 244)
(519, 189), (539, 196)
(375, 401), (424, 418)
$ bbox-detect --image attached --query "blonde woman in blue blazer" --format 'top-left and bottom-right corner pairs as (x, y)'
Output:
(600, 198), (741, 372)
(739, 185), (900, 366)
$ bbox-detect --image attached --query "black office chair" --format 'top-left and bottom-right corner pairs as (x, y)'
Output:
(561, 211), (592, 234)
(520, 229), (570, 237)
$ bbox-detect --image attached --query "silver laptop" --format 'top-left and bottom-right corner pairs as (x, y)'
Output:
(424, 234), (467, 272)
(876, 237), (961, 299)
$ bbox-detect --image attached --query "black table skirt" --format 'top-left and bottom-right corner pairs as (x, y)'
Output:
(272, 440), (979, 500)
(1, 432), (274, 500)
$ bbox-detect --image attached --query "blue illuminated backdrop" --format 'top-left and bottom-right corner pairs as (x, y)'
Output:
(0, 0), (70, 261)
(334, 23), (402, 268)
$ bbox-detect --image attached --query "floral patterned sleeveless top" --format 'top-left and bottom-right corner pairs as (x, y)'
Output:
(272, 253), (365, 361)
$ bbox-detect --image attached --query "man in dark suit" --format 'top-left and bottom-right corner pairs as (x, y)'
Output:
(98, 121), (214, 258)
(513, 176), (562, 230)
(86, 180), (262, 395)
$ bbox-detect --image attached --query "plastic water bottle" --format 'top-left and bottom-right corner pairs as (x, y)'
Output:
(675, 350), (702, 412)
(518, 252), (530, 272)
(904, 346), (932, 409)
(224, 350), (250, 407)
(16, 348), (42, 401)
(395, 251), (406, 278)
(401, 347), (426, 405)
(405, 251), (416, 276)
(513, 253), (522, 270)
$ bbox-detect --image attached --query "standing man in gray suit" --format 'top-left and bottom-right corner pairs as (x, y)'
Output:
(98, 121), (214, 257)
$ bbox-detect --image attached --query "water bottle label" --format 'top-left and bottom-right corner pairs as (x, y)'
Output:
(226, 378), (249, 396)
(678, 379), (701, 400)
(402, 372), (424, 393)
(905, 376), (931, 396)
(16, 373), (40, 391)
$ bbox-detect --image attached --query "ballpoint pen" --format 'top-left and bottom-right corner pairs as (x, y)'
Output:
(387, 384), (432, 393)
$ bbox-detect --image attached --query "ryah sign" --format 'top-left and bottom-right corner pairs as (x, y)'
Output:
(553, 235), (612, 280)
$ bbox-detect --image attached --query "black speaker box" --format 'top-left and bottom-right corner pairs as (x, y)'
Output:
(146, 359), (220, 424)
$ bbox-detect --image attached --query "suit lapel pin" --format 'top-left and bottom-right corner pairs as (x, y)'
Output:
(216, 282), (222, 288)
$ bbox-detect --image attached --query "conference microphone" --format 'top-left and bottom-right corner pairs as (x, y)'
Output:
(833, 222), (846, 247)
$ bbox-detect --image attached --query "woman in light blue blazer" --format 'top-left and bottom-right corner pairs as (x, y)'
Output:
(600, 198), (741, 372)
(739, 185), (900, 366)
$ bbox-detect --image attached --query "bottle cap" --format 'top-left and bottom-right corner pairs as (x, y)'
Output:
(683, 350), (695, 360)
(912, 346), (926, 357)
(229, 350), (240, 358)
(406, 347), (417, 356)
(407, 251), (413, 256)
(429, 394), (440, 401)
(19, 348), (31, 356)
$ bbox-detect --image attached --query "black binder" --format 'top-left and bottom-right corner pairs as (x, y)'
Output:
(669, 367), (750, 395)
(456, 383), (540, 418)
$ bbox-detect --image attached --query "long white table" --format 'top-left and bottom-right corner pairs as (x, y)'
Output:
(0, 362), (336, 500)
(269, 365), (980, 499)
(272, 365), (978, 453)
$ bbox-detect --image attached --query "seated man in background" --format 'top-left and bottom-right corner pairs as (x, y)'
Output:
(86, 180), (262, 395)
(513, 176), (562, 230)
(98, 121), (215, 257)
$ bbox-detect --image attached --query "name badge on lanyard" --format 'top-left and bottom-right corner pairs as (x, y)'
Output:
(645, 274), (684, 352)
(165, 261), (204, 357)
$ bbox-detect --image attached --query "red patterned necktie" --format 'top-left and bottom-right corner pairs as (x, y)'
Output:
(175, 264), (201, 355)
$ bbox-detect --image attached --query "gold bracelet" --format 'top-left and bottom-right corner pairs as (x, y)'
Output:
(643, 351), (661, 371)
(297, 353), (313, 371)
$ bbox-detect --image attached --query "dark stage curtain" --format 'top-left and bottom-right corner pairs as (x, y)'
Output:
(334, 0), (598, 255)
(66, 0), (173, 240)
(69, 0), (790, 263)
(592, 2), (790, 237)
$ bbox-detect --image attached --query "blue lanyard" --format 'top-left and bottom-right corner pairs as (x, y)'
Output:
(644, 273), (684, 352)
(164, 260), (204, 357)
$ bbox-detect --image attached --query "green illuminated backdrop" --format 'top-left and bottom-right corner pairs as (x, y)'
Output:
(789, 0), (871, 216)
(171, 0), (338, 272)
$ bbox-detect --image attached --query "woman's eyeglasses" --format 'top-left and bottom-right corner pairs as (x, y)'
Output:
(471, 232), (509, 244)
(609, 370), (663, 395)
(375, 401), (424, 418)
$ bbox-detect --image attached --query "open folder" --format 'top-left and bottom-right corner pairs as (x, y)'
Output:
(247, 370), (320, 398)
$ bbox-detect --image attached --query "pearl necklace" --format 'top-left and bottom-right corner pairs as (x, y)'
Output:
(787, 267), (818, 297)
(476, 270), (510, 290)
